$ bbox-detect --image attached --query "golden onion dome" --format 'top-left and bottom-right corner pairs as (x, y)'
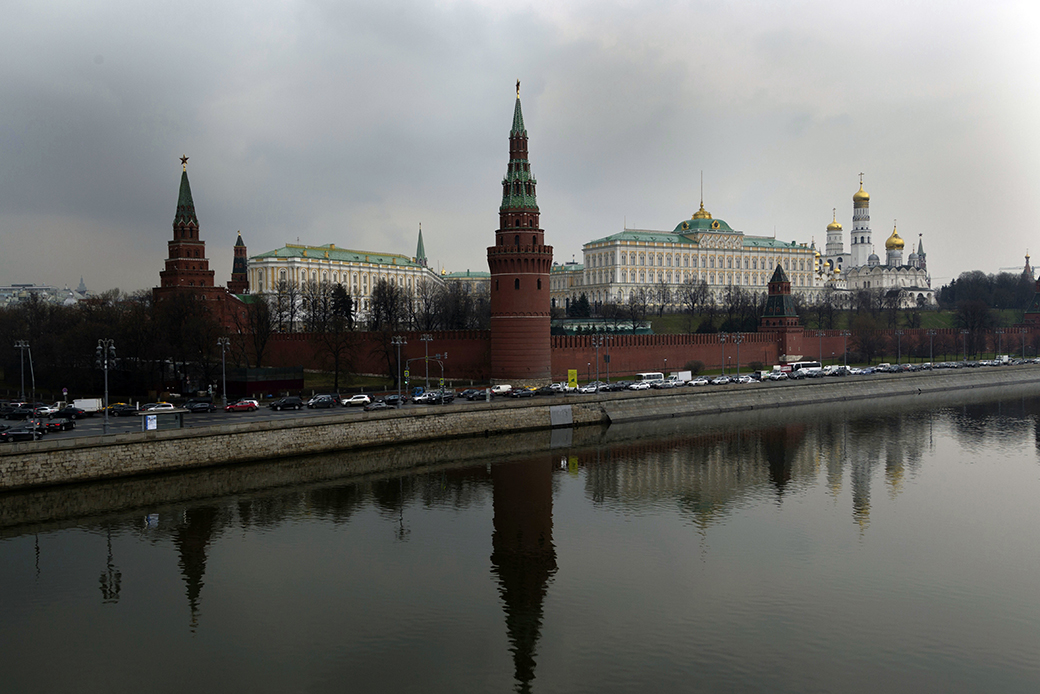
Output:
(885, 225), (904, 251)
(691, 201), (712, 220)
(834, 266), (841, 275)
(827, 208), (842, 231)
(853, 183), (870, 203)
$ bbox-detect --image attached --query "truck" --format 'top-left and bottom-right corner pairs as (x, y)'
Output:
(73, 398), (104, 413)
(667, 370), (692, 384)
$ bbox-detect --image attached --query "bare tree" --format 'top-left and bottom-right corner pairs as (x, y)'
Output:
(369, 278), (407, 331)
(274, 279), (301, 332)
(627, 287), (651, 325)
(410, 279), (440, 331)
(653, 280), (672, 316)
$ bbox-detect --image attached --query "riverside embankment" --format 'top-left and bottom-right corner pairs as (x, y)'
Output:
(2, 365), (1038, 492)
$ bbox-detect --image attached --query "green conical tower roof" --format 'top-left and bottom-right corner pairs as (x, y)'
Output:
(235, 232), (245, 247)
(174, 167), (199, 227)
(416, 224), (427, 266)
(511, 93), (527, 137)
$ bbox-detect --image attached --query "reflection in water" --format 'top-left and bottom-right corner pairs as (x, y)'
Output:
(3, 390), (1040, 692)
(491, 458), (557, 694)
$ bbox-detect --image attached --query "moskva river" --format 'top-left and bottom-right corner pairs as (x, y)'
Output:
(2, 389), (1039, 693)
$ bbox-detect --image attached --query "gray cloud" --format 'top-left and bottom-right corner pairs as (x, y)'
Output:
(1, 0), (1038, 292)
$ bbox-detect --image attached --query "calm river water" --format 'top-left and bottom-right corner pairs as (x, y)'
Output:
(2, 389), (1040, 693)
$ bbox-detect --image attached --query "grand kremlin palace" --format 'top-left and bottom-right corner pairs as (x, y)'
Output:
(552, 201), (823, 311)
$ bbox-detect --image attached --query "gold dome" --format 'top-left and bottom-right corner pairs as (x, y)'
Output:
(692, 201), (712, 220)
(885, 225), (904, 251)
(827, 208), (842, 231)
(853, 183), (870, 204)
(834, 266), (841, 275)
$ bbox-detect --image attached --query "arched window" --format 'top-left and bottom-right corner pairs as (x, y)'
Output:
(515, 235), (520, 245)
(532, 235), (537, 245)
(537, 279), (542, 290)
(514, 278), (520, 290)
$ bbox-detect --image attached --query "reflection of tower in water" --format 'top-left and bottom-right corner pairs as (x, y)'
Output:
(490, 457), (557, 694)
(173, 506), (219, 631)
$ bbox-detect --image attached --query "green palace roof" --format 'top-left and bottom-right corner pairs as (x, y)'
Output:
(251, 244), (423, 268)
(443, 269), (490, 279)
(584, 228), (805, 250)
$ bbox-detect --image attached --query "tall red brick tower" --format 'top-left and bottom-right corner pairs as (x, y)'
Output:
(157, 156), (216, 291)
(488, 82), (553, 385)
(227, 232), (249, 294)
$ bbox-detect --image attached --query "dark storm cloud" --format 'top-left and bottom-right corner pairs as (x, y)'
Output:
(1, 0), (1038, 291)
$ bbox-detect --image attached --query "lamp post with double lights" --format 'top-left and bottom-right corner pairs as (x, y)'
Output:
(420, 334), (433, 392)
(927, 329), (936, 364)
(733, 333), (744, 377)
(840, 330), (850, 367)
(719, 333), (727, 375)
(961, 329), (969, 362)
(96, 339), (115, 435)
(995, 328), (1004, 359)
(217, 337), (230, 407)
(592, 336), (604, 390)
(1020, 328), (1028, 360)
(392, 336), (407, 400)
(14, 340), (28, 402)
(895, 330), (904, 365)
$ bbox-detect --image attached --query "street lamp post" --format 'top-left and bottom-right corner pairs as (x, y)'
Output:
(961, 329), (969, 361)
(995, 328), (1004, 359)
(592, 336), (603, 389)
(1021, 328), (1028, 359)
(818, 330), (823, 362)
(14, 340), (28, 402)
(96, 339), (115, 435)
(391, 336), (407, 400)
(420, 334), (433, 392)
(733, 333), (744, 377)
(605, 335), (613, 384)
(719, 333), (727, 375)
(587, 362), (591, 385)
(927, 329), (936, 364)
(840, 330), (850, 367)
(895, 330), (904, 365)
(217, 337), (230, 407)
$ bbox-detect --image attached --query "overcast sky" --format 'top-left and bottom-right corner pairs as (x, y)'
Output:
(3, 0), (1039, 293)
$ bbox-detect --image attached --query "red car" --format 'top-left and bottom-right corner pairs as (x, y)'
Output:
(225, 399), (259, 412)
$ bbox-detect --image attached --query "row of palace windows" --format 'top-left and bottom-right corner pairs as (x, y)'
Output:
(588, 252), (810, 272)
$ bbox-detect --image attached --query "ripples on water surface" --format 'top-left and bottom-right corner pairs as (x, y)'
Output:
(2, 391), (1040, 693)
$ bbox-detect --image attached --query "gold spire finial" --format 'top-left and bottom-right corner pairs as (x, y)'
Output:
(832, 207), (837, 222)
(180, 155), (189, 170)
(516, 79), (520, 98)
(859, 172), (864, 185)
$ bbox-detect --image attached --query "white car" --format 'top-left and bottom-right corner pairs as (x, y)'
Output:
(342, 394), (372, 407)
(736, 375), (755, 384)
(768, 371), (788, 381)
(490, 384), (513, 396)
(688, 377), (709, 386)
(711, 375), (731, 385)
(627, 381), (651, 390)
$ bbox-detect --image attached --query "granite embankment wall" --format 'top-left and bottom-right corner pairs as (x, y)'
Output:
(2, 366), (1038, 492)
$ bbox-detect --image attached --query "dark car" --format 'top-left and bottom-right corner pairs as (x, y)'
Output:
(307, 395), (338, 409)
(465, 389), (489, 401)
(383, 394), (408, 408)
(107, 403), (139, 416)
(0, 427), (45, 443)
(54, 406), (89, 419)
(43, 418), (76, 432)
(510, 387), (536, 398)
(5, 407), (36, 421)
(184, 400), (217, 413)
(269, 396), (304, 411)
(363, 400), (390, 412)
(534, 385), (558, 396)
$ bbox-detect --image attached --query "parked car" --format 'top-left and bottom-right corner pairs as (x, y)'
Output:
(627, 381), (651, 391)
(688, 377), (709, 386)
(711, 375), (731, 385)
(269, 396), (304, 411)
(458, 389), (482, 400)
(363, 400), (390, 412)
(225, 399), (259, 412)
(307, 395), (338, 409)
(768, 371), (788, 381)
(383, 394), (408, 407)
(184, 399), (216, 413)
(140, 402), (175, 412)
(490, 385), (513, 396)
(736, 375), (755, 384)
(533, 385), (558, 396)
(510, 387), (537, 398)
(342, 394), (372, 407)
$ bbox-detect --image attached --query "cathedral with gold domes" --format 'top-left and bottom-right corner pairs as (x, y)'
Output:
(817, 176), (934, 308)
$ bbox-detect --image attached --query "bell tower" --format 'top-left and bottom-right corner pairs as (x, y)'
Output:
(487, 82), (553, 385)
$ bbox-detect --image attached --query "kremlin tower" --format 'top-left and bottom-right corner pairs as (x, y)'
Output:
(487, 82), (553, 385)
(228, 232), (249, 294)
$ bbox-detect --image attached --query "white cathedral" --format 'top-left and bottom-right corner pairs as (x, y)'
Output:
(816, 176), (935, 308)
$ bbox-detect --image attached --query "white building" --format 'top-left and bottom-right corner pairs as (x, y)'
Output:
(553, 200), (824, 312)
